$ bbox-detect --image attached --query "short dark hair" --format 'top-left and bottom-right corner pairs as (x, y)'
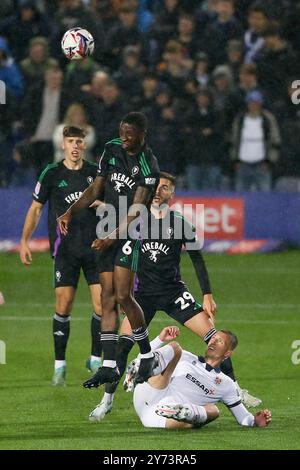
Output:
(63, 126), (86, 138)
(121, 112), (148, 131)
(219, 330), (238, 350)
(160, 172), (176, 187)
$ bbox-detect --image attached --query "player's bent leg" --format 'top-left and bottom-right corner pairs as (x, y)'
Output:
(148, 342), (182, 390)
(114, 266), (155, 384)
(157, 403), (219, 428)
(184, 312), (216, 340)
(52, 286), (76, 386)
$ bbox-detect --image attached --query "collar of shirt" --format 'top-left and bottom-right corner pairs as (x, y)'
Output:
(198, 355), (221, 373)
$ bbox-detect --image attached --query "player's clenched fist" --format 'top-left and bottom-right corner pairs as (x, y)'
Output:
(159, 326), (180, 342)
(57, 210), (72, 235)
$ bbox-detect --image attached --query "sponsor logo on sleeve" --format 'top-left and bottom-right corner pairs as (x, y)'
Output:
(34, 182), (41, 197)
(145, 177), (156, 185)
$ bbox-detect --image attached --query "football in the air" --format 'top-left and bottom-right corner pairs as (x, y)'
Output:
(61, 27), (94, 60)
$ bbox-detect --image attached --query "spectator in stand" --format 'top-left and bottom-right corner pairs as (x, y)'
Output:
(53, 103), (96, 162)
(244, 3), (269, 64)
(199, 0), (244, 68)
(0, 0), (52, 61)
(226, 63), (260, 129)
(194, 52), (210, 88)
(113, 45), (144, 100)
(105, 3), (145, 70)
(149, 0), (180, 51)
(225, 39), (244, 85)
(255, 23), (299, 107)
(174, 13), (199, 60)
(130, 73), (159, 110)
(20, 36), (58, 89)
(90, 0), (118, 36)
(211, 64), (235, 130)
(0, 36), (25, 186)
(78, 70), (109, 135)
(184, 88), (223, 191)
(0, 36), (24, 99)
(21, 65), (67, 177)
(145, 84), (181, 174)
(157, 40), (193, 98)
(231, 90), (281, 191)
(64, 56), (101, 98)
(91, 79), (128, 151)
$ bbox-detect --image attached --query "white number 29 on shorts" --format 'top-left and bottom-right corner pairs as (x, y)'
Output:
(174, 291), (195, 310)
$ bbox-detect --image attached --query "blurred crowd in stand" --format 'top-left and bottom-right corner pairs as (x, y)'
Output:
(1, 0), (300, 191)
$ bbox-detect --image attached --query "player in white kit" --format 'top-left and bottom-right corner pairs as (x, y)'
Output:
(133, 327), (272, 429)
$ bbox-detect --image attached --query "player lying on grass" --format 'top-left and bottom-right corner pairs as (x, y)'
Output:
(20, 126), (102, 386)
(125, 326), (271, 429)
(88, 173), (261, 421)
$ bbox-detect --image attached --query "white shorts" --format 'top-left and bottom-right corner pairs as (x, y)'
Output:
(133, 382), (170, 428)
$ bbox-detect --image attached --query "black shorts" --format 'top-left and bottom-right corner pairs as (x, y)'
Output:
(96, 239), (140, 273)
(135, 284), (203, 326)
(54, 251), (99, 288)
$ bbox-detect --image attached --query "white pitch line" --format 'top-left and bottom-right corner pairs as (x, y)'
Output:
(0, 316), (299, 325)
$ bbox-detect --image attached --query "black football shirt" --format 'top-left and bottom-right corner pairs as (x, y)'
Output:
(97, 138), (160, 219)
(135, 210), (201, 295)
(33, 160), (98, 256)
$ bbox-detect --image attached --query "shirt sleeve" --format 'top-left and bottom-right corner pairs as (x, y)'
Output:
(222, 379), (243, 408)
(188, 249), (212, 295)
(138, 152), (160, 191)
(97, 147), (111, 178)
(32, 167), (52, 205)
(228, 403), (255, 427)
(182, 217), (202, 251)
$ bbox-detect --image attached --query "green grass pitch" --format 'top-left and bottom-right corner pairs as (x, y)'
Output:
(0, 251), (300, 450)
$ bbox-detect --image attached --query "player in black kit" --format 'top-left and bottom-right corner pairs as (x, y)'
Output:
(20, 126), (102, 386)
(57, 112), (160, 387)
(89, 173), (261, 421)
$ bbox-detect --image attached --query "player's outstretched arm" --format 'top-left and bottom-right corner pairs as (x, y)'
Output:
(229, 402), (272, 427)
(57, 176), (105, 235)
(20, 201), (43, 266)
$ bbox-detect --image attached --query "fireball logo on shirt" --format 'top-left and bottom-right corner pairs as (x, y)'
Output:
(111, 172), (135, 193)
(149, 249), (160, 263)
(215, 377), (222, 385)
(114, 181), (125, 193)
(141, 242), (170, 263)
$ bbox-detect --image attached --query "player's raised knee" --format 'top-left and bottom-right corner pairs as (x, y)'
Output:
(115, 290), (131, 306)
